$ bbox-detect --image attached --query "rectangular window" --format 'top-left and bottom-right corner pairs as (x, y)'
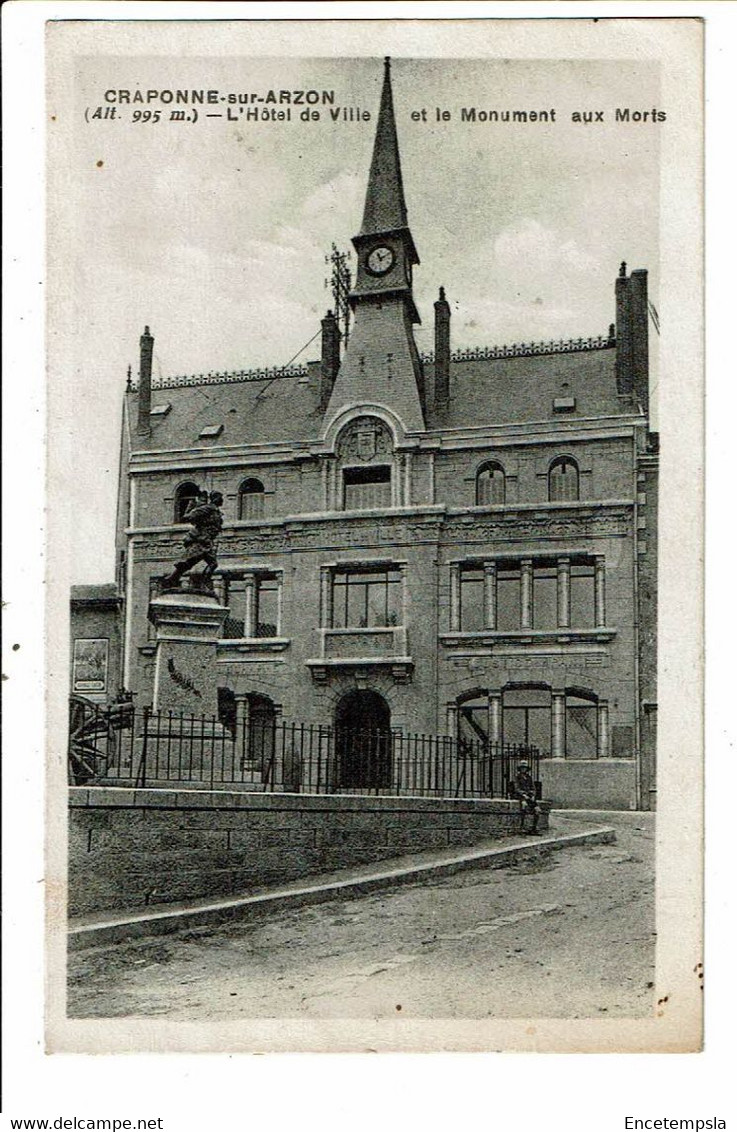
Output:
(221, 573), (280, 639)
(570, 562), (595, 628)
(331, 567), (402, 628)
(255, 576), (279, 638)
(533, 562), (558, 630)
(222, 576), (249, 639)
(496, 565), (521, 631)
(460, 567), (485, 632)
(343, 465), (392, 510)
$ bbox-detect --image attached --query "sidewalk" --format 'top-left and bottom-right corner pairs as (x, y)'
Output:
(69, 814), (617, 949)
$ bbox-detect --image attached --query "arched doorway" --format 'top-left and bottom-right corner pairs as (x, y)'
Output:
(218, 689), (277, 774)
(334, 690), (392, 790)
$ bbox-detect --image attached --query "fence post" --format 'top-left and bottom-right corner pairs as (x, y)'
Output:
(137, 706), (149, 789)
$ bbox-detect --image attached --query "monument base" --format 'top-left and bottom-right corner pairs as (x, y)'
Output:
(132, 718), (266, 790)
(148, 588), (229, 716)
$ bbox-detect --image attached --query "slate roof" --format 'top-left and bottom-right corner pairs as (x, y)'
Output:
(359, 58), (409, 238)
(129, 363), (325, 452)
(426, 344), (623, 431)
(128, 343), (628, 453)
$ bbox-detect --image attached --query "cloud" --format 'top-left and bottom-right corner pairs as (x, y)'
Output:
(301, 171), (363, 222)
(493, 218), (598, 278)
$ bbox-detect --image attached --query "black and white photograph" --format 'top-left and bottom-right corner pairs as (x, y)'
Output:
(31, 13), (704, 1063)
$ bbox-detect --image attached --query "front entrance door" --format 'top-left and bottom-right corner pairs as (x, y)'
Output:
(334, 690), (392, 790)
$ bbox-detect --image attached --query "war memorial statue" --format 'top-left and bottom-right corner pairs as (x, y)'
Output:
(161, 489), (224, 592)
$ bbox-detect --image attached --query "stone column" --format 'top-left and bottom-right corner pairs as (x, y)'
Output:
(427, 452), (435, 505)
(320, 566), (332, 629)
(234, 694), (251, 765)
(327, 458), (338, 511)
(242, 574), (256, 638)
(557, 556), (571, 628)
(321, 458), (330, 512)
(397, 562), (409, 639)
(489, 692), (502, 746)
(552, 691), (566, 759)
(392, 454), (402, 507)
(449, 563), (461, 632)
(595, 556), (607, 628)
(521, 558), (533, 630)
(445, 702), (459, 738)
(484, 562), (497, 630)
(597, 701), (609, 759)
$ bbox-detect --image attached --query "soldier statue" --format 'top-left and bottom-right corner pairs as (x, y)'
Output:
(161, 489), (224, 591)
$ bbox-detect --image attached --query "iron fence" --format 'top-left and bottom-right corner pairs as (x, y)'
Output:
(67, 699), (540, 800)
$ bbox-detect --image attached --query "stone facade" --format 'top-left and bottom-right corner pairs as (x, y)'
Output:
(89, 59), (657, 810)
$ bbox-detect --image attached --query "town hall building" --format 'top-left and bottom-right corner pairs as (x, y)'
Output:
(73, 58), (658, 810)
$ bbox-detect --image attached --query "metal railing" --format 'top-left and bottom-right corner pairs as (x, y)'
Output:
(67, 700), (540, 800)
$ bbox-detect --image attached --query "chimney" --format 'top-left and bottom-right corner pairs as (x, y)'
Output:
(320, 310), (341, 410)
(434, 287), (451, 408)
(137, 325), (153, 435)
(629, 269), (649, 414)
(615, 262), (634, 402)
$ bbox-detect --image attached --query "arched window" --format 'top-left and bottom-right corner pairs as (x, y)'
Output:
(476, 461), (506, 505)
(336, 416), (394, 511)
(548, 456), (580, 502)
(238, 478), (265, 520)
(174, 481), (201, 523)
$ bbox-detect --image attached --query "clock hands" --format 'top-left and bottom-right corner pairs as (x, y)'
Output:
(367, 245), (395, 274)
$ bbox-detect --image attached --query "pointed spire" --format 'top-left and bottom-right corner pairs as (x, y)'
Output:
(360, 57), (409, 236)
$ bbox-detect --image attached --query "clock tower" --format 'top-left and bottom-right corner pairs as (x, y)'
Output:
(323, 57), (426, 434)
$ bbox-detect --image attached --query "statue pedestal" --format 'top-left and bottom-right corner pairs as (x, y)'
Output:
(148, 589), (229, 716)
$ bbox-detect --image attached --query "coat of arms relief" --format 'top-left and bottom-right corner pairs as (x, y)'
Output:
(338, 417), (393, 463)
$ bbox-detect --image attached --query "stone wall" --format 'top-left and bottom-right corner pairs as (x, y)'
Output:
(68, 787), (549, 918)
(539, 759), (636, 810)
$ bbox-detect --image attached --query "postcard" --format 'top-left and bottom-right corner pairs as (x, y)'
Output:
(42, 15), (703, 1055)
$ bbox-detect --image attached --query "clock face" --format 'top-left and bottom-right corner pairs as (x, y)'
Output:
(366, 245), (396, 276)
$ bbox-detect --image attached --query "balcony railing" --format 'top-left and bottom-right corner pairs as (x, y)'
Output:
(67, 700), (540, 801)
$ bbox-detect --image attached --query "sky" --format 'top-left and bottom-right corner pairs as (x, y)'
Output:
(58, 54), (660, 581)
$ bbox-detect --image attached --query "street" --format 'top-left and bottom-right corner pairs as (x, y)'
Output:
(68, 813), (655, 1020)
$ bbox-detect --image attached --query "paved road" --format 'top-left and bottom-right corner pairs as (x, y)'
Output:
(68, 813), (655, 1020)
